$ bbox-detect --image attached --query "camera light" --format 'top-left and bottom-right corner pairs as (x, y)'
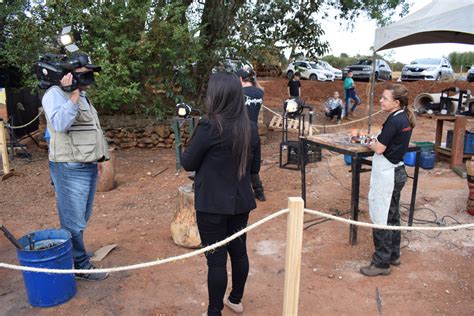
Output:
(60, 34), (74, 46)
(285, 99), (299, 113)
(178, 108), (187, 117)
(176, 103), (192, 119)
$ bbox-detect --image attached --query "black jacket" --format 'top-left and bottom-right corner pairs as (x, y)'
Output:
(181, 119), (260, 215)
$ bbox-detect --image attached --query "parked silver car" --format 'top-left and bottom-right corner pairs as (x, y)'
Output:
(401, 58), (454, 81)
(343, 58), (392, 81)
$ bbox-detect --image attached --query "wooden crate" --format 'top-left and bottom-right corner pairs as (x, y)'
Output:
(269, 115), (318, 134)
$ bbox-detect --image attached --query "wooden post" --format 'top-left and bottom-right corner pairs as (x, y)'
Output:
(96, 149), (116, 192)
(283, 197), (304, 316)
(0, 120), (12, 179)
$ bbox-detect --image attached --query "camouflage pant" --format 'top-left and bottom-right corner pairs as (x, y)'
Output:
(371, 166), (407, 268)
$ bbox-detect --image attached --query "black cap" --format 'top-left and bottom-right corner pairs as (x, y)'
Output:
(64, 52), (101, 72)
(236, 68), (251, 79)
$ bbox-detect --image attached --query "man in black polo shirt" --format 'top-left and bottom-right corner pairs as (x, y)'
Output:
(361, 84), (415, 277)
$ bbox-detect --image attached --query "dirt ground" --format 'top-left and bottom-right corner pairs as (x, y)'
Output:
(1, 78), (473, 315)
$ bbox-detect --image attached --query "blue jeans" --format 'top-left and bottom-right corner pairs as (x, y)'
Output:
(345, 90), (360, 114)
(49, 161), (98, 269)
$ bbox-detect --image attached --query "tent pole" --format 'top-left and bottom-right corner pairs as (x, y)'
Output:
(367, 52), (376, 134)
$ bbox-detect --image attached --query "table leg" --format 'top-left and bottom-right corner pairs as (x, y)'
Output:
(350, 156), (361, 245)
(408, 149), (420, 226)
(434, 119), (443, 161)
(452, 116), (467, 168)
(300, 138), (307, 208)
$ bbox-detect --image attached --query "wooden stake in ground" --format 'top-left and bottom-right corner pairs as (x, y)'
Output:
(0, 120), (12, 180)
(170, 184), (201, 248)
(283, 197), (304, 316)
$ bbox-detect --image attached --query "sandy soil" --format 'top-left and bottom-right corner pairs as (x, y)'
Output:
(0, 79), (473, 315)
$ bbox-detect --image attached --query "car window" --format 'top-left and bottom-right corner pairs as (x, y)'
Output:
(411, 58), (440, 65)
(356, 60), (372, 65)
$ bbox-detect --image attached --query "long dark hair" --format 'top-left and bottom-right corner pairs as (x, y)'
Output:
(206, 72), (251, 179)
(387, 83), (416, 128)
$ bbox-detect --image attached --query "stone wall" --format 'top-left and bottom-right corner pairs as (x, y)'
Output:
(39, 112), (267, 149)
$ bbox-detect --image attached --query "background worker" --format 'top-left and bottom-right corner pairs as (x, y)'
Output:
(324, 91), (343, 124)
(360, 83), (416, 277)
(343, 70), (360, 117)
(237, 68), (266, 201)
(42, 52), (109, 281)
(287, 72), (301, 99)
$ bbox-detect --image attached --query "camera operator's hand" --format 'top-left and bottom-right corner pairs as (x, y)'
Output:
(60, 73), (80, 104)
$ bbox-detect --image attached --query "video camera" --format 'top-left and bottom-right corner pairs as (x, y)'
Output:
(34, 52), (101, 92)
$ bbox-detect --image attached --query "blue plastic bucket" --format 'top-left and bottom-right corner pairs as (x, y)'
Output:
(16, 229), (77, 307)
(344, 155), (352, 165)
(420, 151), (435, 169)
(403, 151), (417, 167)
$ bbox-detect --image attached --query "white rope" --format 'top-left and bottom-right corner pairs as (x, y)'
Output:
(0, 209), (289, 274)
(5, 109), (44, 130)
(313, 109), (384, 128)
(304, 209), (474, 231)
(262, 104), (282, 118)
(1, 207), (472, 274)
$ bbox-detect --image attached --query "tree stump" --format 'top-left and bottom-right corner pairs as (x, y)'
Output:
(96, 149), (116, 192)
(170, 184), (201, 248)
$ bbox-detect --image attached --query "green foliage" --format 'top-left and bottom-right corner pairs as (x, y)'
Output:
(448, 51), (474, 72)
(0, 0), (410, 117)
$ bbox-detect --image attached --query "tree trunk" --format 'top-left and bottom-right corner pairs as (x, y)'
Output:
(170, 184), (201, 248)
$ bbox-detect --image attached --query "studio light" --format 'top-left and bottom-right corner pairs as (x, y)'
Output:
(283, 99), (304, 119)
(176, 103), (193, 119)
(57, 26), (80, 53)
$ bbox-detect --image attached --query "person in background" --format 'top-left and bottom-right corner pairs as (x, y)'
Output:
(181, 72), (260, 316)
(324, 91), (343, 124)
(42, 52), (109, 281)
(237, 67), (266, 201)
(343, 70), (360, 118)
(288, 72), (301, 99)
(360, 83), (415, 277)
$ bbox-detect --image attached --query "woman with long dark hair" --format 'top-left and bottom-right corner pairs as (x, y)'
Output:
(361, 83), (416, 276)
(182, 72), (260, 315)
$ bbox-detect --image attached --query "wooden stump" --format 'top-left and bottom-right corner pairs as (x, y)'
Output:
(97, 149), (116, 192)
(170, 184), (201, 248)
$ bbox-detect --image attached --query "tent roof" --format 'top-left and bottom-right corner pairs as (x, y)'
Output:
(374, 0), (474, 52)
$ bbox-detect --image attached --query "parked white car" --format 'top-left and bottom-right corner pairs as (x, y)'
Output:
(285, 60), (333, 81)
(317, 60), (343, 80)
(401, 57), (454, 81)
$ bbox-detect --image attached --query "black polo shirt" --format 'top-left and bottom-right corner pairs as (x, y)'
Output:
(377, 110), (413, 164)
(243, 86), (264, 123)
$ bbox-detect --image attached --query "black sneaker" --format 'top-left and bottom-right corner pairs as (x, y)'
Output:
(75, 266), (109, 281)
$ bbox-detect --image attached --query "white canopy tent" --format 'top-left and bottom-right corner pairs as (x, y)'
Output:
(367, 0), (474, 132)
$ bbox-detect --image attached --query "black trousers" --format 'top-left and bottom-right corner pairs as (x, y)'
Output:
(371, 166), (407, 268)
(196, 212), (250, 316)
(325, 107), (342, 120)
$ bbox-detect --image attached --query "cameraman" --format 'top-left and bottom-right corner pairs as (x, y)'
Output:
(42, 52), (109, 281)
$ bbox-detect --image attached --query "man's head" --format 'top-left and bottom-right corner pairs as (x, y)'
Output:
(236, 68), (255, 86)
(67, 53), (101, 89)
(294, 72), (301, 79)
(347, 70), (353, 77)
(333, 91), (340, 99)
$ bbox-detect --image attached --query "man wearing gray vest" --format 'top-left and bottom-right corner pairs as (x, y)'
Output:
(42, 52), (109, 281)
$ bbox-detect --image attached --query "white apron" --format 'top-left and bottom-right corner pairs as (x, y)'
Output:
(368, 153), (403, 225)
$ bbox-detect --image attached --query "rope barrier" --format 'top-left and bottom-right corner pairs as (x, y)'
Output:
(0, 209), (289, 274)
(304, 209), (474, 231)
(5, 109), (44, 130)
(312, 109), (384, 128)
(1, 207), (472, 274)
(262, 105), (282, 118)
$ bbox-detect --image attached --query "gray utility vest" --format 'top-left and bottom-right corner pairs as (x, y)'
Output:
(45, 86), (109, 163)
